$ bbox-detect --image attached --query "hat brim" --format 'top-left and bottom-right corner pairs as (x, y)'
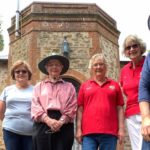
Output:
(38, 55), (69, 75)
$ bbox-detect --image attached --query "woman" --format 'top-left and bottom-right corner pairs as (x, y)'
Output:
(0, 60), (33, 150)
(120, 35), (146, 150)
(31, 53), (77, 150)
(76, 53), (124, 150)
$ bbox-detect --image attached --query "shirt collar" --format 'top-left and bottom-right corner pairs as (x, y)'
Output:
(44, 78), (64, 83)
(89, 77), (111, 85)
(128, 56), (145, 68)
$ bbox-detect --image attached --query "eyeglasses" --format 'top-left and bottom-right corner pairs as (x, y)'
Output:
(14, 70), (28, 74)
(93, 63), (105, 68)
(125, 44), (139, 51)
(46, 64), (62, 68)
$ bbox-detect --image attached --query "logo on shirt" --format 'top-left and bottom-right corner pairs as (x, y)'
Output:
(109, 85), (115, 90)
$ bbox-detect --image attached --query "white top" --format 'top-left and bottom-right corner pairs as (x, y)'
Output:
(0, 84), (34, 136)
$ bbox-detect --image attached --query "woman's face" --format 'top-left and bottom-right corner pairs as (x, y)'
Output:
(14, 65), (29, 82)
(91, 58), (107, 78)
(124, 41), (142, 60)
(45, 59), (63, 77)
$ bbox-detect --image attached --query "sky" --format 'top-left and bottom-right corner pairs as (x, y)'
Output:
(0, 0), (150, 60)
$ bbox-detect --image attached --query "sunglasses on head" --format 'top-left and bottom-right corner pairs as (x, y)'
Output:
(125, 44), (139, 51)
(14, 70), (28, 74)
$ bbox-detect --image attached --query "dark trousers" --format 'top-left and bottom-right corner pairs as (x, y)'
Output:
(32, 110), (74, 150)
(3, 129), (32, 150)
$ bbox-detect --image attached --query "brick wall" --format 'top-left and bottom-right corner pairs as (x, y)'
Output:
(0, 2), (132, 150)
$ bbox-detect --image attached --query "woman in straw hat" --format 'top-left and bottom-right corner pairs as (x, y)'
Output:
(31, 53), (77, 150)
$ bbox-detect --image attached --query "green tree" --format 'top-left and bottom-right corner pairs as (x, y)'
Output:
(0, 20), (4, 51)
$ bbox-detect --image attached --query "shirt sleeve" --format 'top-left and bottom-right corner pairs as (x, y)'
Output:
(0, 88), (7, 102)
(77, 83), (84, 106)
(116, 82), (124, 106)
(31, 83), (47, 122)
(138, 53), (150, 102)
(60, 83), (77, 122)
(119, 69), (123, 87)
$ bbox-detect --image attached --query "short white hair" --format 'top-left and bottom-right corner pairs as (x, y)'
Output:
(88, 53), (106, 69)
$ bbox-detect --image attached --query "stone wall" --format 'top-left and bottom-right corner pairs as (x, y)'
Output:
(0, 40), (132, 150)
(0, 2), (132, 150)
(0, 61), (8, 150)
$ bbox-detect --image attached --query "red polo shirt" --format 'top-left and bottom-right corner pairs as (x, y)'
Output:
(77, 79), (124, 136)
(120, 57), (145, 118)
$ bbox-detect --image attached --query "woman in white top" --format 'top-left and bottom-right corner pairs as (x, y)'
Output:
(0, 60), (33, 150)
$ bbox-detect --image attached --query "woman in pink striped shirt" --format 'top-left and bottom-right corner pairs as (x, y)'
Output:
(31, 53), (77, 150)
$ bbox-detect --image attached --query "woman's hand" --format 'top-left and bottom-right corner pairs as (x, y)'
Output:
(44, 116), (63, 132)
(141, 116), (150, 141)
(75, 129), (82, 144)
(118, 127), (125, 144)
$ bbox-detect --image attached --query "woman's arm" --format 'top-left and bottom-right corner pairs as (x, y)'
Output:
(60, 84), (77, 123)
(75, 106), (83, 144)
(0, 101), (6, 121)
(117, 106), (125, 144)
(139, 101), (150, 141)
(139, 53), (150, 141)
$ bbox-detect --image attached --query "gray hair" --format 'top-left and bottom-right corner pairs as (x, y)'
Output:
(88, 53), (106, 69)
(122, 34), (146, 56)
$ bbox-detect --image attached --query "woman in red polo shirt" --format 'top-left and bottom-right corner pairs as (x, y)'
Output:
(76, 53), (124, 150)
(120, 35), (146, 150)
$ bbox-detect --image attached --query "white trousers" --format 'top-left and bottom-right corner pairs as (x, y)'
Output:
(126, 115), (142, 150)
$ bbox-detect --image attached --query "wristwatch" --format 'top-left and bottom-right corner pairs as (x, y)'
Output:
(60, 118), (65, 123)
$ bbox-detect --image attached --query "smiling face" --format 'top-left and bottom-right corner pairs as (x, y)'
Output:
(45, 59), (63, 78)
(14, 65), (29, 83)
(90, 54), (107, 79)
(123, 35), (145, 61)
(124, 41), (142, 60)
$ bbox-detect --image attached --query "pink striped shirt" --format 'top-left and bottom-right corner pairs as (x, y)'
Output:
(31, 78), (77, 123)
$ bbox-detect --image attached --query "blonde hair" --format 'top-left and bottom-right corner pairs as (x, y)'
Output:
(123, 34), (146, 55)
(89, 53), (106, 69)
(10, 60), (32, 80)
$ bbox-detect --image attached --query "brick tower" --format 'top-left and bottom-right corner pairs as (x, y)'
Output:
(5, 2), (125, 150)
